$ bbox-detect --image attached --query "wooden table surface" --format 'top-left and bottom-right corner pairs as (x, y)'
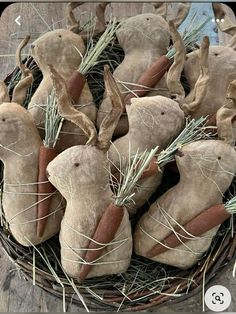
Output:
(0, 2), (235, 312)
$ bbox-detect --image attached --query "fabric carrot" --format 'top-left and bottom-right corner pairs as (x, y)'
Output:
(112, 157), (159, 184)
(37, 146), (58, 237)
(66, 71), (86, 103)
(146, 203), (233, 258)
(79, 204), (124, 282)
(139, 157), (159, 179)
(124, 56), (172, 104)
(206, 113), (216, 126)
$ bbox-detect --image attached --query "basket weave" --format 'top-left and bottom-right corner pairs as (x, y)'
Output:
(0, 39), (235, 312)
(0, 219), (235, 311)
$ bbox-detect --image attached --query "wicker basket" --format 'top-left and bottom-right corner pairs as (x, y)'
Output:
(0, 40), (235, 312)
(0, 211), (235, 311)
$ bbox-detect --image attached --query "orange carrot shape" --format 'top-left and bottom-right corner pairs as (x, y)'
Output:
(112, 156), (159, 184)
(36, 82), (65, 238)
(146, 203), (233, 258)
(79, 204), (125, 282)
(66, 71), (86, 103)
(124, 56), (172, 104)
(47, 64), (132, 281)
(37, 146), (58, 237)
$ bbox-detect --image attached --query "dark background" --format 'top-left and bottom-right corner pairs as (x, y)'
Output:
(0, 2), (235, 17)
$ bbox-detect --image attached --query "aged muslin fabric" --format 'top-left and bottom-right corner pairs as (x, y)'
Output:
(134, 140), (236, 269)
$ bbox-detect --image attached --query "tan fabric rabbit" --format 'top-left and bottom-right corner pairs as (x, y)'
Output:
(47, 65), (132, 280)
(28, 3), (108, 152)
(0, 38), (64, 246)
(134, 139), (236, 269)
(97, 3), (190, 137)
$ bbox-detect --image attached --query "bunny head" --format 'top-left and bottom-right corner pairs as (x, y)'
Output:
(47, 64), (123, 194)
(116, 13), (170, 52)
(126, 96), (184, 151)
(0, 102), (39, 151)
(30, 2), (108, 75)
(47, 145), (109, 196)
(31, 29), (85, 75)
(117, 2), (190, 53)
(0, 37), (41, 158)
(175, 140), (236, 186)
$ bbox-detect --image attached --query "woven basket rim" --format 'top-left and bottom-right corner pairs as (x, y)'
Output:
(0, 219), (235, 312)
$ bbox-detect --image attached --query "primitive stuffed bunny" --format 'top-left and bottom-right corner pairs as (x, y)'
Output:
(108, 22), (210, 215)
(0, 38), (64, 246)
(108, 96), (185, 215)
(28, 3), (108, 152)
(97, 3), (190, 137)
(134, 138), (236, 269)
(47, 65), (132, 281)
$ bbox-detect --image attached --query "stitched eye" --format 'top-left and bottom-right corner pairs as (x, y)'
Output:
(214, 53), (218, 56)
(74, 162), (80, 167)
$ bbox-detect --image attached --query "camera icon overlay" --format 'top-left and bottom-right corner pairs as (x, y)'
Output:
(205, 285), (232, 312)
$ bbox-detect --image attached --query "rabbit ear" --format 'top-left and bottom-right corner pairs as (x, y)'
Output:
(217, 80), (236, 146)
(49, 65), (97, 146)
(166, 21), (186, 103)
(142, 3), (167, 19)
(181, 36), (210, 114)
(12, 36), (33, 106)
(66, 2), (109, 38)
(97, 65), (124, 152)
(80, 3), (109, 40)
(65, 2), (83, 33)
(142, 3), (189, 26)
(212, 3), (236, 50)
(0, 81), (10, 103)
(153, 3), (168, 19)
(167, 22), (210, 115)
(171, 3), (190, 27)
